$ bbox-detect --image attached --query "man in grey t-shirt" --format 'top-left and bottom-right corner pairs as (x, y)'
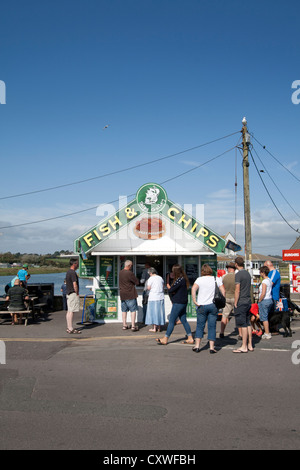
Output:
(235, 269), (251, 306)
(233, 256), (253, 353)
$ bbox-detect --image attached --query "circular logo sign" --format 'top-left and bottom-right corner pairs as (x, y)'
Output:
(136, 183), (167, 214)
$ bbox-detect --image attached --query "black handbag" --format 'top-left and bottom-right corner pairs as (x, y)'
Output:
(213, 279), (226, 310)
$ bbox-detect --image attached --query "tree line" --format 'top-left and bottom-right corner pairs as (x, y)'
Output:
(0, 250), (73, 267)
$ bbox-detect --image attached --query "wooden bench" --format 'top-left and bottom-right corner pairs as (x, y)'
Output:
(31, 302), (49, 322)
(33, 302), (47, 311)
(33, 303), (48, 313)
(0, 310), (32, 326)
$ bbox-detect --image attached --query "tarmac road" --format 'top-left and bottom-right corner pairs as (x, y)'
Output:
(0, 310), (300, 451)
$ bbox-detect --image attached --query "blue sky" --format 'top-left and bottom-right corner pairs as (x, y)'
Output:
(0, 0), (299, 255)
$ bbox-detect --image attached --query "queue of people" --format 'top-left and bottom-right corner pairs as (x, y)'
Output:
(119, 256), (282, 354)
(3, 257), (282, 350)
(219, 258), (281, 351)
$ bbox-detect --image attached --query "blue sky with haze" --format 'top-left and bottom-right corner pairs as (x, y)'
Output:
(0, 0), (299, 254)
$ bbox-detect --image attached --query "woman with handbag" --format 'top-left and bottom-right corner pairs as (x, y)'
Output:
(156, 264), (194, 345)
(191, 264), (225, 354)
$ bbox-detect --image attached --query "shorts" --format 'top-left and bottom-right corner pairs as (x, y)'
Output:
(234, 302), (251, 328)
(67, 293), (80, 312)
(258, 298), (273, 322)
(121, 298), (138, 313)
(222, 298), (235, 318)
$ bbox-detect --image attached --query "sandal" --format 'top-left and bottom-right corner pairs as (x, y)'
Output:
(122, 325), (129, 330)
(66, 328), (81, 334)
(156, 338), (168, 345)
(131, 326), (139, 331)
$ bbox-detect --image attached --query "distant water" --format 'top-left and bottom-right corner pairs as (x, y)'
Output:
(0, 272), (94, 297)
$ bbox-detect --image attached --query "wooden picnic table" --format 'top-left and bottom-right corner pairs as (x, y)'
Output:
(0, 296), (40, 326)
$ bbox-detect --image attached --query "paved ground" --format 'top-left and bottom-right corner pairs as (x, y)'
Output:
(1, 310), (300, 451)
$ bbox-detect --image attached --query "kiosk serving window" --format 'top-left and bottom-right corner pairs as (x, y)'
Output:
(136, 255), (164, 280)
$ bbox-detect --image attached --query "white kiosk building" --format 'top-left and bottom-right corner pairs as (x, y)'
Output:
(74, 183), (227, 323)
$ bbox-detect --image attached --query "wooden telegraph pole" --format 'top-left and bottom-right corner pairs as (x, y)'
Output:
(241, 117), (252, 272)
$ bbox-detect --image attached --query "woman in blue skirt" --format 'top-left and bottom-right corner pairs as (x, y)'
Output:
(145, 267), (165, 332)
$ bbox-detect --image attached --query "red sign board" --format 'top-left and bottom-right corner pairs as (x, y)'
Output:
(282, 249), (300, 261)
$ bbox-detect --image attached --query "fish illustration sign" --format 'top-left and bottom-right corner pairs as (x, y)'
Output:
(136, 183), (168, 213)
(75, 183), (226, 255)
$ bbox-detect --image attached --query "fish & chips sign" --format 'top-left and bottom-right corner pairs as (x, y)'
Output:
(75, 183), (226, 255)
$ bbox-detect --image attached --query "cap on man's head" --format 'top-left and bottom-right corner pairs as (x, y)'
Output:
(23, 264), (28, 268)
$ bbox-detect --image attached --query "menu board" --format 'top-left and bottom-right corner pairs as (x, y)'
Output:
(184, 256), (199, 285)
(99, 256), (114, 287)
(95, 288), (118, 320)
(79, 256), (97, 278)
(291, 263), (300, 293)
(186, 289), (197, 318)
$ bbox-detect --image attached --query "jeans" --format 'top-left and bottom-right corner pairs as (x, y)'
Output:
(195, 303), (218, 341)
(258, 298), (273, 322)
(165, 303), (192, 338)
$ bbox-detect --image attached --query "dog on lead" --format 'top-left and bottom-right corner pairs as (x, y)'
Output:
(268, 298), (299, 338)
(269, 309), (292, 337)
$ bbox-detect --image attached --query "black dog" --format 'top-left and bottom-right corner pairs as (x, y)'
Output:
(269, 308), (293, 337)
(287, 299), (300, 315)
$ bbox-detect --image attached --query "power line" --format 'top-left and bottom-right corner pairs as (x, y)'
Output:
(250, 133), (300, 184)
(160, 146), (236, 185)
(249, 148), (300, 234)
(0, 145), (237, 229)
(251, 145), (300, 221)
(0, 130), (241, 200)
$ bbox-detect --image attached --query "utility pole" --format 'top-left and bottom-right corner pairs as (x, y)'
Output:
(241, 117), (252, 272)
